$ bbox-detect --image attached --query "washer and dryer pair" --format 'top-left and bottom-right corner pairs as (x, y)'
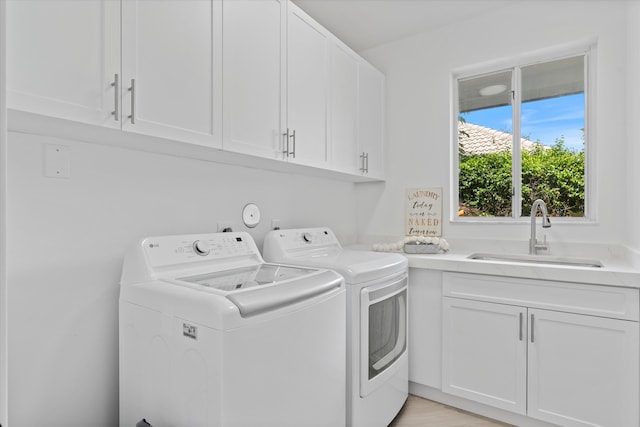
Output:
(119, 228), (408, 427)
(263, 228), (409, 427)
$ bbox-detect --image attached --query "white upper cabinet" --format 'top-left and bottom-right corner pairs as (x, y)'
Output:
(7, 0), (120, 128)
(330, 40), (386, 179)
(222, 1), (331, 169)
(330, 39), (360, 174)
(7, 0), (385, 180)
(358, 61), (385, 179)
(286, 3), (331, 169)
(121, 0), (222, 148)
(222, 0), (286, 159)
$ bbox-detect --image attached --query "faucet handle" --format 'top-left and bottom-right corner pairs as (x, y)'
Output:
(535, 235), (550, 252)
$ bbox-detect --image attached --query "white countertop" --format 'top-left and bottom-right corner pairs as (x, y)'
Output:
(351, 239), (640, 289)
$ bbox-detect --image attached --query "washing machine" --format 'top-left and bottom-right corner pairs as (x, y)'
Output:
(119, 231), (346, 427)
(263, 228), (409, 427)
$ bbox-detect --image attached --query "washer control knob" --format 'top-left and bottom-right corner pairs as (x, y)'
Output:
(193, 240), (210, 256)
(302, 232), (312, 243)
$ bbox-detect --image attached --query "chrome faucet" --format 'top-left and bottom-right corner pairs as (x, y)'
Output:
(529, 199), (551, 255)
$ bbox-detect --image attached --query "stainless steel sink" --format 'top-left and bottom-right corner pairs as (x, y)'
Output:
(467, 252), (604, 268)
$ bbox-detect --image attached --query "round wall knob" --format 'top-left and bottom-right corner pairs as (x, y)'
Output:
(193, 240), (210, 256)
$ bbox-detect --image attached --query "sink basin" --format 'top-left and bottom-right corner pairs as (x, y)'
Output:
(468, 252), (604, 268)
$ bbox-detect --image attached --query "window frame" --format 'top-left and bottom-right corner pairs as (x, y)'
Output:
(450, 42), (597, 224)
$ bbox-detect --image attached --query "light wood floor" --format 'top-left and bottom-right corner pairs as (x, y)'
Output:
(389, 395), (514, 427)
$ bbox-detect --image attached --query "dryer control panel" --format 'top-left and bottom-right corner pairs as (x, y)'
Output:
(263, 228), (341, 259)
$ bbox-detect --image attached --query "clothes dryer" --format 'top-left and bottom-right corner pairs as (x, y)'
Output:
(263, 228), (409, 427)
(119, 231), (346, 427)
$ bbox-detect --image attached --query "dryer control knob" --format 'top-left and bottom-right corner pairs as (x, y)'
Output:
(193, 240), (210, 256)
(302, 232), (312, 243)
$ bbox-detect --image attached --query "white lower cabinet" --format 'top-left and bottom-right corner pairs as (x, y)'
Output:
(442, 298), (527, 414)
(442, 273), (639, 427)
(408, 268), (443, 389)
(527, 308), (639, 427)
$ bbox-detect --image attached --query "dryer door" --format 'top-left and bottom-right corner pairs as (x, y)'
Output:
(360, 274), (407, 397)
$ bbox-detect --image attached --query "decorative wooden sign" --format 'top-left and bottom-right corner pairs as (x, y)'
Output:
(406, 188), (442, 236)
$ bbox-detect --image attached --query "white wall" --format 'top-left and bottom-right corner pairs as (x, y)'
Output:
(358, 1), (630, 248)
(5, 130), (357, 426)
(626, 0), (640, 253)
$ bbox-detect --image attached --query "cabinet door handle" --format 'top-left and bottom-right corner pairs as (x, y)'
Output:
(290, 129), (296, 158)
(519, 312), (524, 341)
(360, 152), (366, 172)
(365, 152), (369, 173)
(283, 129), (290, 157)
(111, 74), (119, 121)
(530, 313), (535, 343)
(128, 78), (136, 124)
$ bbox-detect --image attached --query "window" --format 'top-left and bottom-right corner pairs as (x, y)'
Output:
(454, 51), (590, 220)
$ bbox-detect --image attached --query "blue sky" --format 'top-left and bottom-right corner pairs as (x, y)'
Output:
(462, 93), (585, 151)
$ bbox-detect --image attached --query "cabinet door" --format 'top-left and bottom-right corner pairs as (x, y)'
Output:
(442, 297), (527, 414)
(408, 269), (442, 388)
(286, 3), (330, 168)
(359, 61), (385, 179)
(7, 0), (120, 128)
(330, 39), (360, 174)
(222, 0), (285, 159)
(121, 0), (222, 147)
(528, 308), (639, 427)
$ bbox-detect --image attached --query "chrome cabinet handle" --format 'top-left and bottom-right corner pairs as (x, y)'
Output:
(128, 78), (136, 124)
(519, 312), (524, 341)
(283, 129), (290, 157)
(111, 74), (119, 121)
(290, 129), (296, 158)
(365, 152), (369, 173)
(530, 313), (535, 343)
(360, 152), (366, 172)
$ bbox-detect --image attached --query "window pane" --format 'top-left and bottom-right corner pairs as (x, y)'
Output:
(520, 56), (585, 217)
(458, 71), (513, 217)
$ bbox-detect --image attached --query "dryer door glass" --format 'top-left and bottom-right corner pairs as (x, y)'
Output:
(368, 288), (407, 380)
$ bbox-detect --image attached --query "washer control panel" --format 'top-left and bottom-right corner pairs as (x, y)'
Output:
(143, 232), (260, 267)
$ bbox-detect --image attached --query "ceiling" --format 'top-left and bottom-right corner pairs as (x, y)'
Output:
(291, 0), (516, 52)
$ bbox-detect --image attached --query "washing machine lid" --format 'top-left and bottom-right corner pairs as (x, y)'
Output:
(176, 263), (317, 292)
(170, 263), (342, 317)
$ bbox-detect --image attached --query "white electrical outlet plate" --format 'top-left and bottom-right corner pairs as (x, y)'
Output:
(44, 144), (71, 178)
